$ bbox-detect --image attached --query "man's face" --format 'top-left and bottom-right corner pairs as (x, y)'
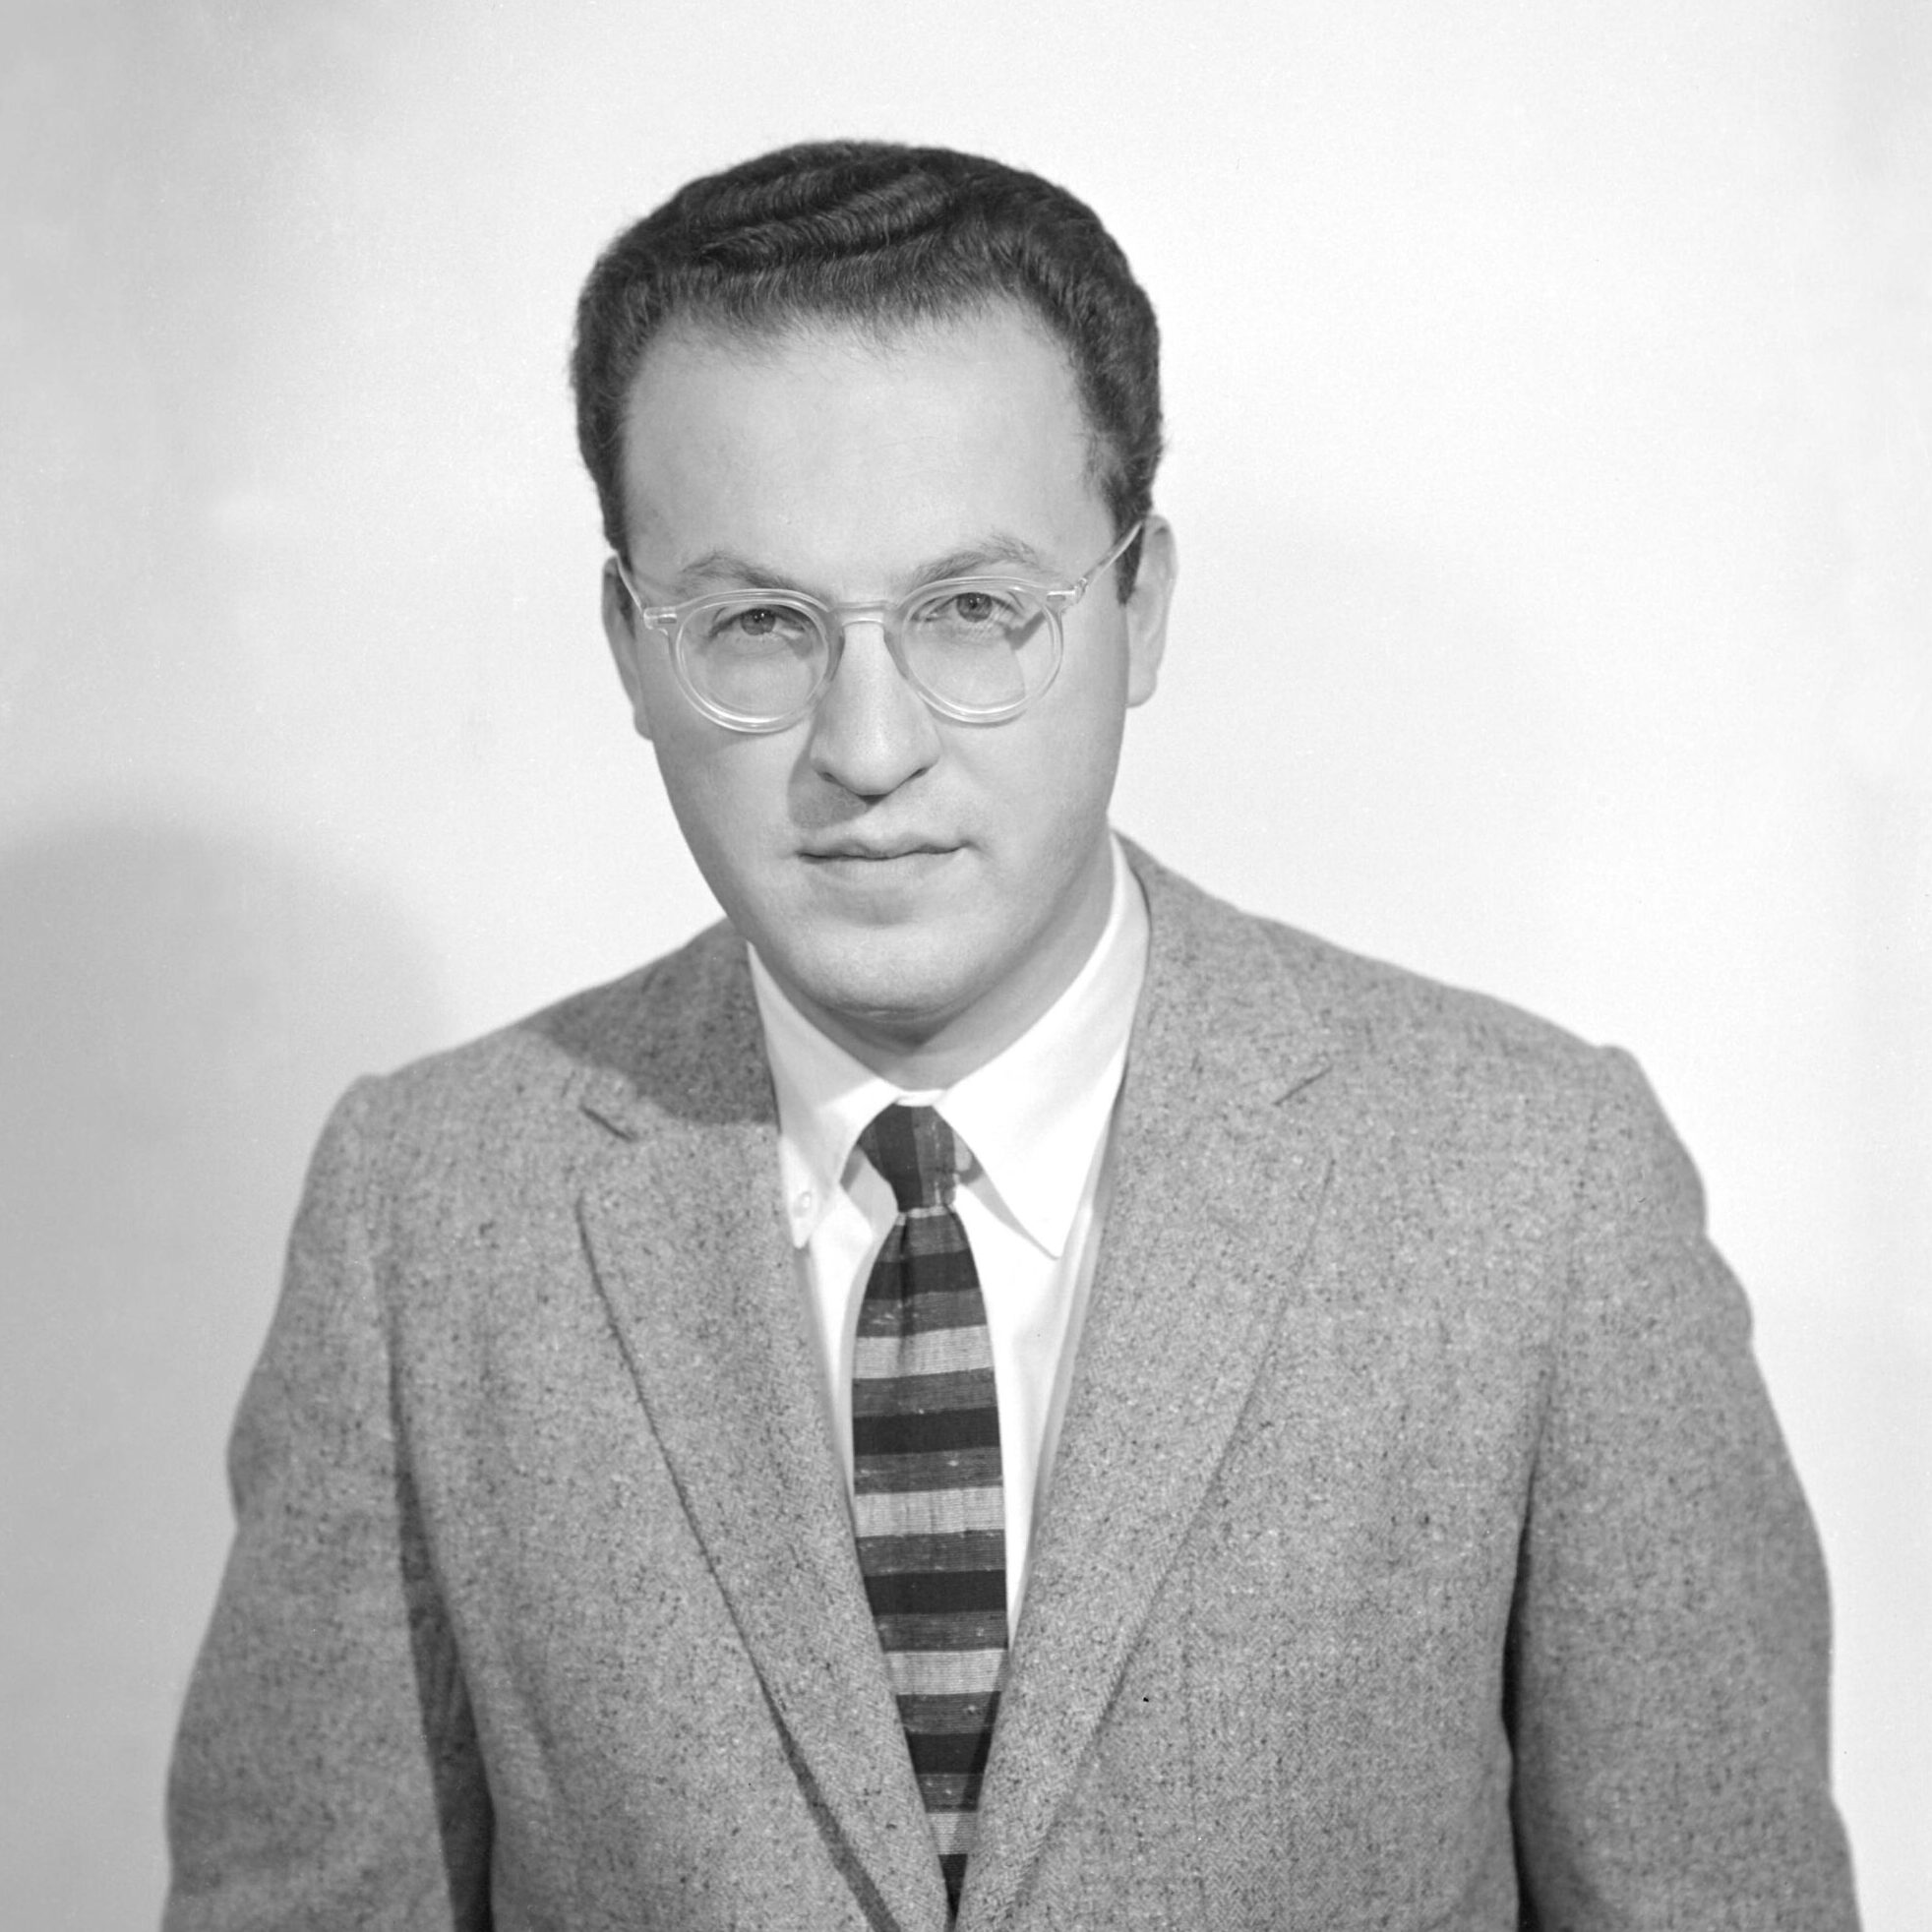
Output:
(601, 305), (1174, 1077)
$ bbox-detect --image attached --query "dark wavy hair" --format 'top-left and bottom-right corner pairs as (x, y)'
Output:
(571, 140), (1163, 592)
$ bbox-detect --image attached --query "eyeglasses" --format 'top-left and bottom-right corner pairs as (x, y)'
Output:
(612, 523), (1143, 733)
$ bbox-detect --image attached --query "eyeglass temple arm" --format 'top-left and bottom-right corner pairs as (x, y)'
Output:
(609, 558), (682, 634)
(1049, 518), (1147, 608)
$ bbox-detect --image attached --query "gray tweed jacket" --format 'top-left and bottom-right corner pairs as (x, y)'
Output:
(164, 845), (1857, 1930)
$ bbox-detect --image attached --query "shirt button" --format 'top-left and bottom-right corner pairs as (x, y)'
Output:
(793, 1188), (815, 1219)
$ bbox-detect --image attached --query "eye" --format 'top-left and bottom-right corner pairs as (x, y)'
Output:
(914, 586), (1030, 633)
(697, 600), (817, 648)
(946, 590), (999, 625)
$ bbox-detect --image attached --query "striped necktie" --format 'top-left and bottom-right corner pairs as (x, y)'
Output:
(852, 1103), (1007, 1919)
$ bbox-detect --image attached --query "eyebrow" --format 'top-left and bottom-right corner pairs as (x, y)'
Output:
(669, 530), (1059, 597)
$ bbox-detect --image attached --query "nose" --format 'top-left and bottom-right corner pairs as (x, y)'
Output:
(805, 618), (942, 798)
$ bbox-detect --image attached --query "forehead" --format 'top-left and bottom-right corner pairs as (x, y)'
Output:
(616, 306), (1104, 576)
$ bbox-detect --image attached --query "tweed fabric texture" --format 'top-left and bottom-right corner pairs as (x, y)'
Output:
(162, 842), (1859, 1932)
(853, 1104), (1007, 1916)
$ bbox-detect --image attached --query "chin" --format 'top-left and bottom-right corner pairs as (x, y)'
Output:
(776, 931), (982, 1039)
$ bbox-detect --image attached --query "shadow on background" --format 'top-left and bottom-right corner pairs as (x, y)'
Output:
(0, 814), (442, 1931)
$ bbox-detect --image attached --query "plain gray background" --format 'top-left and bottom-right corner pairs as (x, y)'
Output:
(3, 1), (1927, 1924)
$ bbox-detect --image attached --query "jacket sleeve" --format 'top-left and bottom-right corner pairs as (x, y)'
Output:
(163, 1080), (492, 1931)
(1507, 1047), (1859, 1927)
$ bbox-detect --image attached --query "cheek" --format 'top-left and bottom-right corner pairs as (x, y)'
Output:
(969, 710), (1124, 889)
(1023, 663), (1130, 807)
(650, 734), (793, 871)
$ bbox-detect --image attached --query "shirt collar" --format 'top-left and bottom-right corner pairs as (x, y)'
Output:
(750, 835), (1149, 1258)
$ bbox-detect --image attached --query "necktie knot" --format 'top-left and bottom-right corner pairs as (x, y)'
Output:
(857, 1103), (958, 1214)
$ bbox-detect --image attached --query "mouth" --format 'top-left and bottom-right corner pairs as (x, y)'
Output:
(799, 840), (962, 884)
(801, 839), (958, 863)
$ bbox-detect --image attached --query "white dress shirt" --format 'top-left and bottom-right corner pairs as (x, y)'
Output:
(748, 836), (1149, 1627)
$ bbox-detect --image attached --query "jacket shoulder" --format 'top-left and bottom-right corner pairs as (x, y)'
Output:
(1260, 911), (1601, 1080)
(1134, 844), (1605, 1084)
(1128, 846), (1685, 1215)
(325, 916), (755, 1171)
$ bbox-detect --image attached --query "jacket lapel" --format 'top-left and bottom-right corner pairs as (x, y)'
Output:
(569, 936), (948, 1932)
(960, 852), (1334, 1930)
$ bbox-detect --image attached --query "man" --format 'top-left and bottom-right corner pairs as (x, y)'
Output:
(164, 142), (1858, 1930)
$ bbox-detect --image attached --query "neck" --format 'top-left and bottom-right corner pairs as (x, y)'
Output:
(793, 999), (1042, 1094)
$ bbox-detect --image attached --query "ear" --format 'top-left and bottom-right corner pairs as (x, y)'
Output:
(600, 557), (657, 743)
(1121, 514), (1177, 708)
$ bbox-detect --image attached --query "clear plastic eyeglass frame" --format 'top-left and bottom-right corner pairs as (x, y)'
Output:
(612, 521), (1144, 734)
